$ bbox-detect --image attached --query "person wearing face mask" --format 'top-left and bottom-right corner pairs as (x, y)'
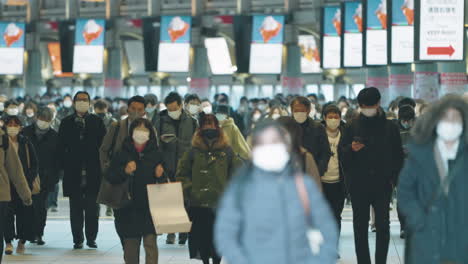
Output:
(144, 94), (159, 127)
(3, 116), (38, 255)
(266, 106), (285, 121)
(176, 114), (241, 264)
(320, 105), (347, 240)
(22, 102), (38, 127)
(217, 93), (246, 137)
(0, 94), (8, 117)
(341, 87), (404, 264)
(214, 121), (338, 264)
(106, 118), (165, 264)
(22, 107), (59, 246)
(290, 96), (331, 177)
(94, 99), (116, 131)
(100, 96), (150, 218)
(184, 94), (202, 120)
(3, 100), (26, 125)
(398, 95), (468, 264)
(46, 102), (61, 132)
(214, 105), (250, 161)
(155, 92), (197, 245)
(57, 95), (75, 121)
(56, 91), (106, 250)
(201, 99), (213, 115)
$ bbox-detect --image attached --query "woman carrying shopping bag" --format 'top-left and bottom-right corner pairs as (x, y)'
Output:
(176, 113), (242, 264)
(106, 118), (166, 264)
(214, 121), (339, 264)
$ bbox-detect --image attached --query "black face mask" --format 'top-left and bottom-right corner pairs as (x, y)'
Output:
(201, 129), (219, 140)
(97, 113), (106, 119)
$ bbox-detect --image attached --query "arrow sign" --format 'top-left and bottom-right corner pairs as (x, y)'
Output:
(427, 45), (455, 56)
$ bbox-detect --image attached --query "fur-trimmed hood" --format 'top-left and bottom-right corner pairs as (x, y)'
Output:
(192, 129), (229, 151)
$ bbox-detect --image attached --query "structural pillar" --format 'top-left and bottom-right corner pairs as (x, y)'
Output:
(282, 44), (303, 95)
(104, 0), (123, 97)
(413, 63), (438, 102)
(24, 0), (42, 96)
(389, 64), (413, 99)
(438, 61), (467, 96)
(366, 67), (390, 106)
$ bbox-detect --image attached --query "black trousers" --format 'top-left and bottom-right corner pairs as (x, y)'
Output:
(322, 182), (346, 234)
(0, 202), (8, 263)
(4, 198), (34, 243)
(351, 186), (392, 264)
(69, 192), (99, 244)
(33, 191), (49, 238)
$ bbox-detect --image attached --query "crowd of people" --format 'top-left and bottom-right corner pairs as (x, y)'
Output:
(0, 88), (466, 264)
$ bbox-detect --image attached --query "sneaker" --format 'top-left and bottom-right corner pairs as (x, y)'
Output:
(166, 234), (175, 245)
(50, 207), (58, 213)
(16, 241), (25, 254)
(37, 237), (46, 246)
(73, 243), (84, 249)
(178, 233), (188, 245)
(106, 207), (113, 217)
(5, 243), (13, 255)
(87, 241), (98, 249)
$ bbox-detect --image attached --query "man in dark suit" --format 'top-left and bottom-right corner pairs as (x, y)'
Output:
(57, 91), (106, 249)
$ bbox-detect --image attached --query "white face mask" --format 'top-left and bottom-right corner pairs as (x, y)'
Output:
(326, 119), (340, 130)
(63, 100), (73, 108)
(0, 102), (4, 112)
(168, 109), (182, 120)
(253, 113), (261, 122)
(7, 107), (19, 116)
(309, 109), (317, 119)
(252, 143), (290, 172)
(216, 114), (227, 122)
(75, 101), (90, 113)
(188, 104), (200, 115)
(133, 130), (150, 144)
(437, 121), (463, 142)
(293, 112), (308, 124)
(36, 120), (51, 130)
(7, 126), (20, 137)
(26, 111), (34, 118)
(271, 113), (281, 120)
(361, 108), (377, 117)
(202, 106), (212, 114)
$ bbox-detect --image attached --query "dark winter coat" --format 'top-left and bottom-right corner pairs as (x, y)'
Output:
(23, 125), (60, 192)
(107, 138), (167, 238)
(398, 140), (468, 264)
(300, 118), (331, 176)
(15, 135), (39, 191)
(154, 110), (198, 180)
(342, 110), (404, 192)
(57, 113), (106, 197)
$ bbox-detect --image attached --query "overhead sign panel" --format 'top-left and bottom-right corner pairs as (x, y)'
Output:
(417, 0), (465, 61)
(321, 6), (342, 69)
(249, 15), (284, 74)
(205, 37), (234, 75)
(72, 19), (106, 73)
(365, 0), (388, 65)
(343, 1), (363, 67)
(390, 0), (414, 63)
(0, 22), (25, 74)
(299, 35), (322, 73)
(158, 16), (192, 73)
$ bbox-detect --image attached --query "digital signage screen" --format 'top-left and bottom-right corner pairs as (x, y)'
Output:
(390, 0), (414, 63)
(72, 19), (106, 73)
(321, 6), (342, 69)
(417, 0), (465, 61)
(0, 22), (25, 74)
(343, 2), (363, 67)
(157, 16), (192, 72)
(365, 0), (388, 65)
(205, 37), (234, 75)
(299, 35), (322, 73)
(249, 15), (284, 74)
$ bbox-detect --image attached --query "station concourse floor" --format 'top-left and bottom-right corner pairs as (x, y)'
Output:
(4, 192), (405, 264)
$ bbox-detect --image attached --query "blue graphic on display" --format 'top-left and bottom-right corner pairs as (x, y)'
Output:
(75, 19), (106, 46)
(392, 0), (414, 26)
(367, 0), (387, 30)
(345, 2), (363, 33)
(160, 16), (192, 43)
(0, 22), (25, 48)
(251, 15), (284, 44)
(323, 6), (342, 36)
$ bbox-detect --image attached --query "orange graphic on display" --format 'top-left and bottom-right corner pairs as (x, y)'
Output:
(82, 20), (103, 45)
(3, 23), (23, 47)
(168, 17), (189, 42)
(402, 0), (414, 25)
(259, 16), (283, 43)
(332, 9), (342, 35)
(353, 4), (363, 32)
(375, 0), (387, 29)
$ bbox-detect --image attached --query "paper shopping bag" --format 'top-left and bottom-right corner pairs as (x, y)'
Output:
(147, 182), (192, 235)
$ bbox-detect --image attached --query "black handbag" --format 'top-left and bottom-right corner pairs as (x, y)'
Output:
(96, 176), (132, 209)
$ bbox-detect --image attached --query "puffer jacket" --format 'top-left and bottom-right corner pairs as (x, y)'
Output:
(175, 130), (241, 209)
(214, 165), (338, 264)
(219, 118), (250, 160)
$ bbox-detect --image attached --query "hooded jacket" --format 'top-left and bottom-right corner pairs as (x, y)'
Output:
(219, 118), (250, 160)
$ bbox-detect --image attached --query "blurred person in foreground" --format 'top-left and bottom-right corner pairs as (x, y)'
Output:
(398, 95), (468, 264)
(215, 121), (338, 264)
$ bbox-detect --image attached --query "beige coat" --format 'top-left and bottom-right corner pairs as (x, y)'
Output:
(0, 130), (32, 203)
(220, 118), (251, 160)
